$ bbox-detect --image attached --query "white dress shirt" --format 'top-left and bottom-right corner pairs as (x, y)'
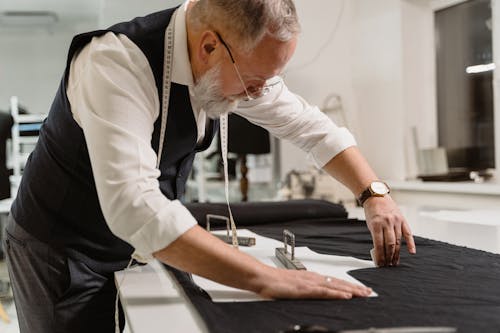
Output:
(66, 2), (356, 262)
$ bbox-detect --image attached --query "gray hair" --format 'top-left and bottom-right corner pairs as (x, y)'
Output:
(189, 0), (300, 51)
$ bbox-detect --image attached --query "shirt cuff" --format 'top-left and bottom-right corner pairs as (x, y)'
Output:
(129, 200), (198, 263)
(308, 127), (357, 168)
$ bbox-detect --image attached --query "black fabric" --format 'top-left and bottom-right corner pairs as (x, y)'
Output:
(185, 199), (348, 227)
(170, 203), (500, 333)
(10, 7), (218, 273)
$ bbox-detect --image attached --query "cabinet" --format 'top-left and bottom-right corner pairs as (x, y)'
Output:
(389, 179), (500, 209)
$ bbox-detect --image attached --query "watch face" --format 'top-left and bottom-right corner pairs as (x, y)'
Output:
(370, 181), (389, 195)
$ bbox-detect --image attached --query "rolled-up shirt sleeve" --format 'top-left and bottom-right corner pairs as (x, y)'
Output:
(67, 32), (197, 262)
(234, 80), (357, 168)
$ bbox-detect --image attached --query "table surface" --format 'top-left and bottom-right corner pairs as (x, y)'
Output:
(116, 260), (208, 333)
(116, 205), (500, 333)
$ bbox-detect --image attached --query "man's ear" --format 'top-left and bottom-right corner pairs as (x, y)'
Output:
(199, 31), (218, 64)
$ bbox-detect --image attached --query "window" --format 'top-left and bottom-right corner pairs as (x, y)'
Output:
(435, 0), (494, 171)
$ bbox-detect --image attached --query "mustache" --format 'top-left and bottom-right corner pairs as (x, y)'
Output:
(192, 64), (243, 119)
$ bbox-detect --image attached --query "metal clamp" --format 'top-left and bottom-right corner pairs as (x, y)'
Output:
(205, 214), (256, 247)
(206, 214), (230, 236)
(283, 229), (296, 259)
(275, 229), (306, 270)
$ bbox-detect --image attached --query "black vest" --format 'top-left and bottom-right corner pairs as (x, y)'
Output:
(11, 7), (218, 272)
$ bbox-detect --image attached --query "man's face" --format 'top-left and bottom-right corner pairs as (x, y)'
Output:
(219, 34), (297, 99)
(195, 34), (297, 119)
(192, 62), (238, 119)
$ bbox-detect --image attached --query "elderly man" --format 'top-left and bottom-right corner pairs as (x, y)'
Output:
(4, 0), (416, 332)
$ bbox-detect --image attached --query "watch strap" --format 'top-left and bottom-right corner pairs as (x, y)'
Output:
(357, 181), (390, 206)
(357, 188), (373, 206)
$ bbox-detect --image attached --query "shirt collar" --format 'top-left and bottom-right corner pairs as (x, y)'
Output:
(171, 1), (194, 87)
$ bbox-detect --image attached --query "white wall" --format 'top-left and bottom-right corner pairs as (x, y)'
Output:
(349, 0), (406, 181)
(0, 0), (183, 115)
(493, 0), (500, 179)
(401, 0), (437, 177)
(99, 0), (183, 27)
(283, 0), (435, 182)
(0, 21), (97, 114)
(280, 0), (359, 178)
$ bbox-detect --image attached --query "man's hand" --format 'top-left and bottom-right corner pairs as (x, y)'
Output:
(256, 268), (372, 299)
(320, 146), (416, 266)
(155, 225), (372, 300)
(363, 195), (416, 266)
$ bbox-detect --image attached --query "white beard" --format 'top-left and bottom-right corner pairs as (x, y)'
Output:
(192, 63), (240, 119)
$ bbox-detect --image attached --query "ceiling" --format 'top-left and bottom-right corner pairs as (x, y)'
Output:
(0, 0), (184, 28)
(0, 0), (101, 23)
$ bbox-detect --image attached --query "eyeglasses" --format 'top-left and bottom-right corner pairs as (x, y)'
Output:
(215, 31), (281, 101)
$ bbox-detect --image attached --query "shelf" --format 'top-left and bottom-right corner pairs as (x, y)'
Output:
(14, 114), (46, 123)
(9, 96), (46, 179)
(18, 137), (39, 145)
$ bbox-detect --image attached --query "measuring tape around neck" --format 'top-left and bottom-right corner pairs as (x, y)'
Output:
(156, 9), (239, 248)
(220, 113), (239, 248)
(156, 10), (176, 169)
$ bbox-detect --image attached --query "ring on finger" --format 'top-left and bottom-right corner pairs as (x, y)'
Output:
(325, 276), (332, 283)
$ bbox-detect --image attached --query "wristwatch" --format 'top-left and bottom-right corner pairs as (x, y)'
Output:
(357, 181), (390, 206)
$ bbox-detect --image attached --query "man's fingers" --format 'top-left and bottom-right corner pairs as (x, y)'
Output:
(315, 287), (352, 299)
(393, 224), (402, 266)
(265, 270), (373, 300)
(372, 227), (386, 266)
(324, 276), (372, 297)
(402, 221), (417, 254)
(363, 195), (417, 265)
(383, 227), (397, 266)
